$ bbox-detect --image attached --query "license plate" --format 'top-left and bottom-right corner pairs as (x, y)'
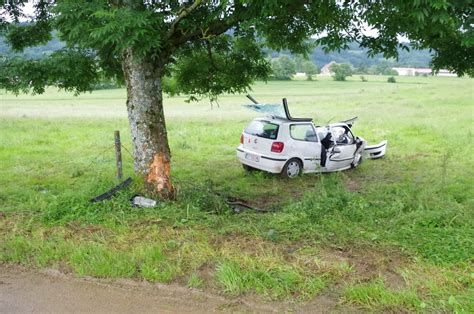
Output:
(245, 153), (260, 162)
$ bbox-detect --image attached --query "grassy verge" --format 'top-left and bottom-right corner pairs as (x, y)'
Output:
(1, 76), (473, 310)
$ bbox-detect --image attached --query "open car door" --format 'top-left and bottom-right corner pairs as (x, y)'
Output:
(339, 116), (358, 128)
(323, 125), (358, 171)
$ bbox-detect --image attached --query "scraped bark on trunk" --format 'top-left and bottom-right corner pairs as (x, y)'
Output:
(122, 48), (174, 198)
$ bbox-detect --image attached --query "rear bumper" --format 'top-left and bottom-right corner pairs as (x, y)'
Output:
(236, 147), (287, 173)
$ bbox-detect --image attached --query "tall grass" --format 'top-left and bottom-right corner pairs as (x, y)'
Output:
(1, 76), (473, 309)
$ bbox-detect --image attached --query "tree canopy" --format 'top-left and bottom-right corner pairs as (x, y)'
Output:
(1, 0), (473, 98)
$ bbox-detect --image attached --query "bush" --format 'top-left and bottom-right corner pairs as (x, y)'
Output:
(360, 75), (368, 82)
(369, 61), (398, 76)
(302, 61), (320, 80)
(387, 76), (396, 83)
(271, 56), (296, 80)
(385, 69), (399, 76)
(330, 63), (353, 81)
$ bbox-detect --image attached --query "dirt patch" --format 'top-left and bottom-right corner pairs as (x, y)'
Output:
(298, 293), (354, 313)
(196, 262), (216, 285)
(321, 245), (409, 289)
(0, 264), (269, 313)
(345, 178), (362, 192)
(405, 153), (431, 161)
(0, 264), (352, 313)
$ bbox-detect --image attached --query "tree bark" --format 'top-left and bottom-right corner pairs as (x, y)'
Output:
(122, 48), (174, 199)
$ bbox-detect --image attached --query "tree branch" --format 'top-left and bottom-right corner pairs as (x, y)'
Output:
(205, 40), (221, 73)
(167, 0), (204, 39)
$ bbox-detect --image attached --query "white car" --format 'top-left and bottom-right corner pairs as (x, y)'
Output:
(236, 96), (387, 178)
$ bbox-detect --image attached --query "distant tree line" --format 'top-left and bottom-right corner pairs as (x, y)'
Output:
(270, 55), (321, 81)
(269, 57), (400, 81)
(0, 34), (425, 84)
(268, 41), (433, 68)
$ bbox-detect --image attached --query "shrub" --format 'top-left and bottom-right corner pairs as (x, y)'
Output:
(385, 68), (399, 76)
(271, 56), (296, 80)
(330, 63), (353, 81)
(302, 61), (320, 80)
(387, 76), (396, 83)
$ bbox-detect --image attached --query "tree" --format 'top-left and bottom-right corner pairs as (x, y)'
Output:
(330, 63), (353, 81)
(370, 60), (398, 75)
(355, 63), (369, 75)
(1, 1), (472, 197)
(302, 61), (319, 80)
(271, 56), (296, 80)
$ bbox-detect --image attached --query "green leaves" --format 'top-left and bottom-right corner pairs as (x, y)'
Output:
(0, 0), (473, 98)
(270, 56), (296, 80)
(0, 49), (99, 95)
(53, 2), (164, 59)
(4, 22), (52, 52)
(330, 63), (353, 81)
(165, 34), (271, 100)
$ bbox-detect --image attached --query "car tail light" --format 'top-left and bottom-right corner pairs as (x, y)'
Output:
(240, 134), (244, 144)
(271, 142), (284, 153)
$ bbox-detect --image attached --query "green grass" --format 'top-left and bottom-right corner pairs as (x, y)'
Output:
(216, 259), (327, 299)
(187, 273), (204, 289)
(344, 279), (422, 311)
(1, 75), (473, 310)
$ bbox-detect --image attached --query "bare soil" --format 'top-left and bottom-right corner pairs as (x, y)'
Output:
(0, 264), (347, 313)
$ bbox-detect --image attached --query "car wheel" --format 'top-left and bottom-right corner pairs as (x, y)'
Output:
(242, 164), (257, 172)
(281, 159), (302, 178)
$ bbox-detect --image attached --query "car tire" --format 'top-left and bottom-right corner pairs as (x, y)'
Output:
(242, 164), (257, 172)
(281, 158), (302, 178)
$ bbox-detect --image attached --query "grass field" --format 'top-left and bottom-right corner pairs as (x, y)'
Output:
(1, 75), (473, 311)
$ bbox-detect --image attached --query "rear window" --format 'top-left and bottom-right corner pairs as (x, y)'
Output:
(244, 120), (279, 140)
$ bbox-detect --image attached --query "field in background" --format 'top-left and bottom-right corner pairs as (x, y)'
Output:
(1, 75), (473, 311)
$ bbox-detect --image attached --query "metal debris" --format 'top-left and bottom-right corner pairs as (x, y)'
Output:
(131, 195), (157, 208)
(89, 177), (133, 203)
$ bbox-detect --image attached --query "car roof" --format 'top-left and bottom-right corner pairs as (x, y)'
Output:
(254, 116), (313, 125)
(252, 117), (350, 129)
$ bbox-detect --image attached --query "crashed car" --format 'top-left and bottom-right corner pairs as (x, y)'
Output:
(236, 96), (387, 178)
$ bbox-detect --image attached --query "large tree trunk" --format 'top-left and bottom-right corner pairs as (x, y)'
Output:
(122, 48), (174, 199)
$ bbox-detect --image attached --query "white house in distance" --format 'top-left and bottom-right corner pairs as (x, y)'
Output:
(392, 67), (457, 77)
(318, 61), (457, 77)
(320, 61), (336, 76)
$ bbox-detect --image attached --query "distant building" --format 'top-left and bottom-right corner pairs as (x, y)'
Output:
(392, 67), (457, 77)
(320, 61), (336, 76)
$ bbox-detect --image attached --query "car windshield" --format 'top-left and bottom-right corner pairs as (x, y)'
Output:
(242, 103), (286, 118)
(244, 120), (279, 140)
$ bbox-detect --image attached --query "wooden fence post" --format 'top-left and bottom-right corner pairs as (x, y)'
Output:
(114, 130), (123, 180)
